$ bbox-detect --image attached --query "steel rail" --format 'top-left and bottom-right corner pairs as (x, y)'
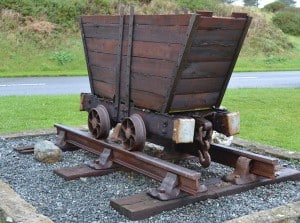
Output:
(210, 143), (278, 179)
(55, 124), (202, 195)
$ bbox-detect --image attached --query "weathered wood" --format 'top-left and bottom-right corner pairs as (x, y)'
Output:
(124, 6), (134, 112)
(188, 45), (236, 62)
(81, 14), (191, 26)
(181, 61), (231, 78)
(171, 92), (220, 111)
(83, 23), (187, 43)
(81, 13), (251, 113)
(131, 90), (165, 111)
(85, 39), (180, 61)
(90, 66), (116, 83)
(54, 164), (117, 180)
(89, 53), (175, 78)
(130, 73), (170, 96)
(110, 168), (300, 221)
(131, 57), (175, 78)
(93, 81), (115, 99)
(83, 24), (119, 39)
(88, 52), (117, 68)
(198, 17), (246, 30)
(162, 14), (200, 113)
(193, 29), (242, 43)
(175, 77), (225, 95)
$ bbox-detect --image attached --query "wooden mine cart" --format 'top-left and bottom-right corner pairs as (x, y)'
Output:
(80, 9), (252, 168)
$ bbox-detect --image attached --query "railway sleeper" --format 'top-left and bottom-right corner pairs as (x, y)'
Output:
(52, 124), (297, 201)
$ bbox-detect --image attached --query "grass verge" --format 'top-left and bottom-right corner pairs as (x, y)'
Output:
(0, 95), (86, 133)
(0, 89), (299, 152)
(223, 88), (299, 152)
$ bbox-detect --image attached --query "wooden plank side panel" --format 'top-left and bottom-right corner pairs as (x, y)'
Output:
(133, 25), (187, 44)
(81, 15), (119, 25)
(170, 92), (220, 111)
(175, 77), (225, 95)
(90, 65), (116, 84)
(198, 17), (246, 30)
(131, 89), (165, 111)
(85, 38), (118, 55)
(81, 14), (191, 26)
(85, 38), (181, 61)
(83, 23), (187, 43)
(131, 73), (170, 96)
(88, 51), (117, 68)
(93, 80), (115, 100)
(181, 61), (231, 78)
(188, 45), (236, 62)
(131, 57), (175, 78)
(127, 14), (191, 26)
(193, 29), (242, 43)
(83, 24), (119, 39)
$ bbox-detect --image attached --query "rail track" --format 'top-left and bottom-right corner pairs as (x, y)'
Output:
(15, 124), (300, 220)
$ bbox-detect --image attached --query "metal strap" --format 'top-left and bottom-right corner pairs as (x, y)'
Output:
(124, 6), (134, 116)
(115, 6), (125, 120)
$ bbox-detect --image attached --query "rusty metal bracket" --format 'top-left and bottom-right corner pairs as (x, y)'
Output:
(148, 172), (181, 200)
(86, 148), (113, 170)
(223, 156), (258, 185)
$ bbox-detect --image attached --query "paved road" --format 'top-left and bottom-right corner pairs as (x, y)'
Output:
(0, 71), (299, 96)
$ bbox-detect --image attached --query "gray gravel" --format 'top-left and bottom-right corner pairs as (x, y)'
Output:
(0, 134), (299, 223)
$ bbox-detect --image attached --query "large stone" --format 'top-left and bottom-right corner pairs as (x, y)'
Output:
(212, 131), (233, 146)
(34, 140), (63, 163)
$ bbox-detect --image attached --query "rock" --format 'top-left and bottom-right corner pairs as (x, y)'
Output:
(212, 131), (233, 146)
(34, 140), (62, 163)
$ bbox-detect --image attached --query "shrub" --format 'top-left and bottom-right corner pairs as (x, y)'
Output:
(272, 11), (300, 36)
(263, 1), (286, 12)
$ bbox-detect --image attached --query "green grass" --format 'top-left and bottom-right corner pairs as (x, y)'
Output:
(0, 95), (86, 133)
(222, 88), (300, 152)
(0, 89), (299, 152)
(0, 32), (87, 77)
(235, 36), (300, 72)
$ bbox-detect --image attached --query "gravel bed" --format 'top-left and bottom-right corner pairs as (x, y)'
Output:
(0, 134), (300, 223)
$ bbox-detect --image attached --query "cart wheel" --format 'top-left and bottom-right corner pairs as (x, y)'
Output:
(119, 114), (146, 151)
(88, 105), (111, 139)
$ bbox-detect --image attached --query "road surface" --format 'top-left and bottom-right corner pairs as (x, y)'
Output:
(0, 71), (299, 96)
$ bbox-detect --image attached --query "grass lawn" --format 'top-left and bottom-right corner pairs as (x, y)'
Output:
(0, 89), (299, 152)
(222, 88), (299, 152)
(0, 95), (87, 133)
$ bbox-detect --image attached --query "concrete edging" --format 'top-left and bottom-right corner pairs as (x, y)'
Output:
(0, 180), (53, 223)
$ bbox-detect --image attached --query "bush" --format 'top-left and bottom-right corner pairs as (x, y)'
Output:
(272, 11), (300, 36)
(263, 1), (286, 12)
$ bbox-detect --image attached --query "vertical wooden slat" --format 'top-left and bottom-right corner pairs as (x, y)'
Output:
(115, 6), (125, 120)
(161, 14), (200, 113)
(216, 16), (252, 107)
(80, 17), (95, 95)
(124, 6), (134, 115)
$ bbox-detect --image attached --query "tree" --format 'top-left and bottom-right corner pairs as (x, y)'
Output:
(278, 0), (296, 7)
(264, 1), (286, 12)
(243, 0), (259, 7)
